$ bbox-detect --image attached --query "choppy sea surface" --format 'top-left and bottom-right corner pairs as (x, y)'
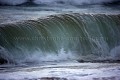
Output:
(0, 61), (120, 80)
(0, 4), (120, 24)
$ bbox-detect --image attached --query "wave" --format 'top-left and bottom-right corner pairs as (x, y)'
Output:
(0, 0), (118, 6)
(0, 13), (120, 64)
(0, 0), (27, 6)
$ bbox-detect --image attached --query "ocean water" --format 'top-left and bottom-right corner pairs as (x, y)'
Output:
(0, 0), (120, 80)
(0, 0), (120, 24)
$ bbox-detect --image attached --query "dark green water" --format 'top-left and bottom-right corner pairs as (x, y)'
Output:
(0, 13), (120, 64)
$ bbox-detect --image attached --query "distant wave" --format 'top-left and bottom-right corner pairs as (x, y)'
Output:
(0, 0), (27, 5)
(0, 0), (119, 6)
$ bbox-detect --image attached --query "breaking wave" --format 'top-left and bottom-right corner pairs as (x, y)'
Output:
(0, 13), (120, 64)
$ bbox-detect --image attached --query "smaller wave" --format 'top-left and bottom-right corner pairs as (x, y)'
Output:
(0, 0), (27, 6)
(0, 0), (117, 6)
(33, 0), (114, 6)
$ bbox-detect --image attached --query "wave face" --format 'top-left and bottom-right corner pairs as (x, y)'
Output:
(0, 13), (120, 64)
(0, 0), (116, 6)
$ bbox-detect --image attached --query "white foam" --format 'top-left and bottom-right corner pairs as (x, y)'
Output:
(19, 48), (78, 64)
(0, 63), (120, 80)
